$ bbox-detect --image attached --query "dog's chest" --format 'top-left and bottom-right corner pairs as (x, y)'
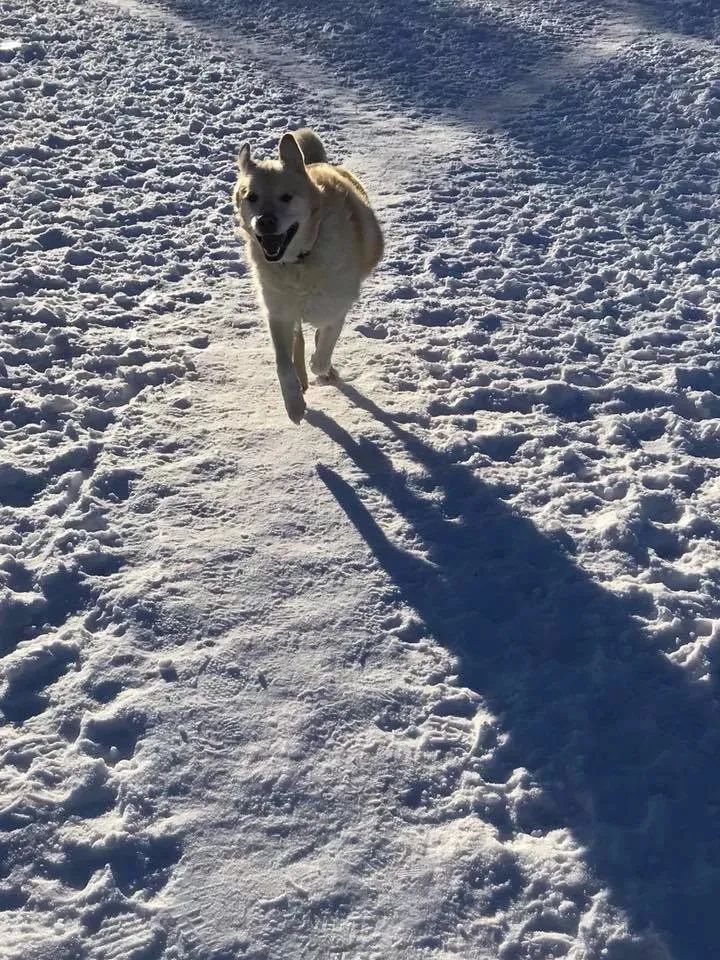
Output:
(257, 258), (359, 320)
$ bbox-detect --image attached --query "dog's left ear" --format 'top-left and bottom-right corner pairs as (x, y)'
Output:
(238, 143), (255, 174)
(279, 133), (305, 173)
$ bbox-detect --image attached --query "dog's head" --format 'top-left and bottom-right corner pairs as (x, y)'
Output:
(233, 134), (317, 263)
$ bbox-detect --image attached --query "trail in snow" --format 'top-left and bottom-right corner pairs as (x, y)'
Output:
(1, 0), (720, 958)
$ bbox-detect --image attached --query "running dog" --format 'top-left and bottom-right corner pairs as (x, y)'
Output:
(233, 129), (383, 423)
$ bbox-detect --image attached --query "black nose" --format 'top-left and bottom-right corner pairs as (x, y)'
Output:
(256, 214), (278, 234)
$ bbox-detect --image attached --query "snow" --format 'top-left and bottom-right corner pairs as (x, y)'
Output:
(1, 0), (720, 957)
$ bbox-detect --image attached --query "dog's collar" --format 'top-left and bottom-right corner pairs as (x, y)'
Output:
(285, 209), (320, 265)
(272, 246), (310, 266)
(283, 245), (312, 265)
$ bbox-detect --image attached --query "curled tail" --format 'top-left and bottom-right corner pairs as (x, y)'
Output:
(292, 128), (328, 165)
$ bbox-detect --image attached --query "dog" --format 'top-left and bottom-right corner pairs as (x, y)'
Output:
(233, 129), (383, 423)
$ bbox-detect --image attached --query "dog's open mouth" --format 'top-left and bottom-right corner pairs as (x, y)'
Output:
(256, 223), (298, 262)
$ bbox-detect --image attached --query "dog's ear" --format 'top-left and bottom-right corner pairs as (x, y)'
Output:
(279, 133), (305, 173)
(237, 143), (254, 174)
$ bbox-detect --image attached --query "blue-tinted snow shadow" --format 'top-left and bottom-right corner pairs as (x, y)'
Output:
(503, 49), (719, 177)
(154, 0), (575, 115)
(632, 0), (719, 38)
(493, 35), (720, 332)
(309, 386), (720, 960)
(152, 0), (715, 121)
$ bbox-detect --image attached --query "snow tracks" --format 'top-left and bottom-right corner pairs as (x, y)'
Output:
(2, 0), (720, 958)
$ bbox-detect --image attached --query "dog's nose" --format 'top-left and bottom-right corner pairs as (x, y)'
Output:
(255, 214), (278, 234)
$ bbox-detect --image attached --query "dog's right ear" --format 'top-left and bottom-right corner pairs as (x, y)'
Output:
(279, 133), (305, 173)
(237, 143), (255, 174)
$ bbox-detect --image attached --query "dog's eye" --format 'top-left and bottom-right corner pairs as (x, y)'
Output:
(279, 193), (292, 203)
(245, 191), (258, 203)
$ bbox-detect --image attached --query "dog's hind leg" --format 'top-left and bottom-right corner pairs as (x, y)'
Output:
(310, 320), (343, 383)
(293, 324), (309, 392)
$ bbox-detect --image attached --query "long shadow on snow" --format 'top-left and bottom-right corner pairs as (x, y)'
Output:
(632, 0), (719, 39)
(503, 44), (719, 176)
(309, 384), (720, 959)
(150, 0), (714, 120)
(157, 0), (574, 115)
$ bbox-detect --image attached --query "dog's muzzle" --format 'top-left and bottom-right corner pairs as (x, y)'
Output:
(256, 223), (298, 262)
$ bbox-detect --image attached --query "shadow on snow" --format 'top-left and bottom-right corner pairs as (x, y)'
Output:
(309, 383), (720, 960)
(159, 0), (717, 120)
(156, 0), (572, 114)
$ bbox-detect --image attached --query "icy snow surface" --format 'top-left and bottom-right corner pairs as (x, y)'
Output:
(1, 0), (720, 957)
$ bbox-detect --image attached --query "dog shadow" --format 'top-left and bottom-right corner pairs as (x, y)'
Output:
(307, 383), (720, 959)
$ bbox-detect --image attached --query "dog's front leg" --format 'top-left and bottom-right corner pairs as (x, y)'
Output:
(269, 316), (306, 423)
(293, 324), (309, 393)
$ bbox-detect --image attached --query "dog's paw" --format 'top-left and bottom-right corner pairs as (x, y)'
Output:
(309, 352), (328, 376)
(315, 366), (338, 385)
(286, 394), (307, 423)
(279, 374), (307, 423)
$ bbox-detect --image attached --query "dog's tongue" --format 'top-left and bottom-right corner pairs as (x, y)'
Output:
(261, 234), (284, 257)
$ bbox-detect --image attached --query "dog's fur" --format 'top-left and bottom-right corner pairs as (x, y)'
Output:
(233, 129), (383, 423)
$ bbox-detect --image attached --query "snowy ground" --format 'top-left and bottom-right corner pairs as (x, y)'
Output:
(1, 0), (720, 957)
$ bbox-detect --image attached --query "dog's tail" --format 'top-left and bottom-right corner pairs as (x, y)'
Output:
(292, 128), (328, 165)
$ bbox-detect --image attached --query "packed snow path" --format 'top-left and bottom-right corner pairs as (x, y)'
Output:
(1, 0), (720, 957)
